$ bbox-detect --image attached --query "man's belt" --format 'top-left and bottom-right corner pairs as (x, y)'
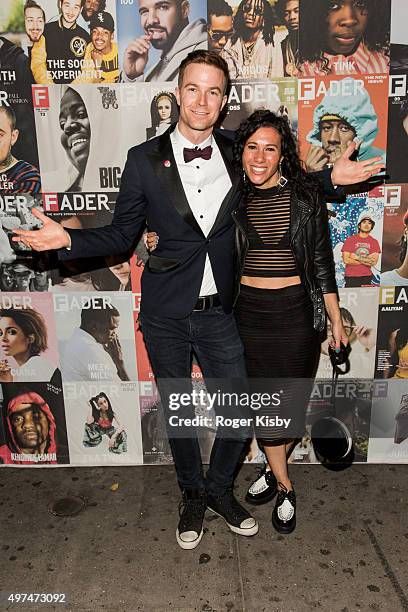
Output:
(193, 293), (221, 311)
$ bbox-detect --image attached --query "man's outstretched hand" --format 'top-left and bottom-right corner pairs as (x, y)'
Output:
(12, 208), (71, 252)
(331, 141), (384, 186)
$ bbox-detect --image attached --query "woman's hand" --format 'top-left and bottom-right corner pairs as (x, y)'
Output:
(143, 231), (159, 251)
(329, 318), (349, 350)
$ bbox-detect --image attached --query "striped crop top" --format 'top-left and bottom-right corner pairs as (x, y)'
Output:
(242, 184), (299, 278)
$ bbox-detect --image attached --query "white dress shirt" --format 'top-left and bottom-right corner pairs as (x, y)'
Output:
(170, 125), (232, 296)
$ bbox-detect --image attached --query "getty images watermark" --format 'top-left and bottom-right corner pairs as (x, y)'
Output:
(167, 389), (291, 430)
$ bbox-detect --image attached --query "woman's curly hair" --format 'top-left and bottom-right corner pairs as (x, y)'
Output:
(232, 0), (277, 46)
(232, 109), (319, 203)
(299, 0), (391, 68)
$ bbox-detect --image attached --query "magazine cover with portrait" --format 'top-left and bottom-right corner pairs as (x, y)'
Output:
(40, 191), (133, 292)
(32, 82), (178, 192)
(316, 286), (379, 380)
(0, 379), (69, 465)
(290, 380), (373, 464)
(212, 0), (293, 80)
(63, 381), (143, 465)
(53, 292), (138, 382)
(375, 286), (408, 380)
(367, 380), (408, 463)
(328, 185), (384, 288)
(24, 0), (118, 84)
(0, 292), (59, 384)
(221, 77), (297, 132)
(380, 185), (408, 287)
(0, 194), (48, 291)
(298, 74), (388, 175)
(386, 83), (408, 184)
(389, 0), (408, 73)
(117, 0), (207, 83)
(0, 2), (40, 171)
(299, 0), (390, 76)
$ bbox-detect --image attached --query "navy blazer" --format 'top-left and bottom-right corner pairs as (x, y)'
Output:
(59, 125), (242, 318)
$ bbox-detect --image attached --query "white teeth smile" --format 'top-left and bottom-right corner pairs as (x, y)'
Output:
(71, 138), (87, 148)
(251, 167), (267, 173)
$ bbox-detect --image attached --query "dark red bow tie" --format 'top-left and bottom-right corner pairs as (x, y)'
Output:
(183, 145), (213, 163)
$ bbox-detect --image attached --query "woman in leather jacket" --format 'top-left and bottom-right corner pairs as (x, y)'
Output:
(233, 110), (348, 534)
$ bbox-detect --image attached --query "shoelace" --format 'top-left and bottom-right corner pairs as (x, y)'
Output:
(276, 483), (296, 506)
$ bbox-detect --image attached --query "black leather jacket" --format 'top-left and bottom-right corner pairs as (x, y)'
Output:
(232, 185), (338, 305)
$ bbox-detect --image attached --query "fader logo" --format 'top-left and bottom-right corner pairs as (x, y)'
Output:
(42, 193), (59, 212)
(32, 86), (49, 109)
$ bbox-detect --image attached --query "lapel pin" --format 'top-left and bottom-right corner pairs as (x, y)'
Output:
(164, 160), (171, 168)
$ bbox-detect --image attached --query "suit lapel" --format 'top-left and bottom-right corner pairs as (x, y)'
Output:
(146, 126), (205, 238)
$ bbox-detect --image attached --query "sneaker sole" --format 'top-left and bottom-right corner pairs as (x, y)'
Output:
(271, 514), (296, 535)
(245, 487), (278, 505)
(176, 528), (203, 550)
(207, 507), (259, 536)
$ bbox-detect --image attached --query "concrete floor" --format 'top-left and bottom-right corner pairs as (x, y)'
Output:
(0, 463), (407, 612)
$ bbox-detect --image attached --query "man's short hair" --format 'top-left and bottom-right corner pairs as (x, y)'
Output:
(0, 105), (17, 131)
(178, 50), (230, 94)
(59, 0), (86, 9)
(24, 0), (46, 21)
(208, 0), (233, 19)
(80, 299), (120, 330)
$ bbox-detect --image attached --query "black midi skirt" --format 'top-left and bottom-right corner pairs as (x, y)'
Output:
(235, 283), (320, 442)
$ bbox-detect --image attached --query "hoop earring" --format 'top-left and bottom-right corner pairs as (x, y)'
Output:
(277, 159), (288, 189)
(243, 171), (247, 183)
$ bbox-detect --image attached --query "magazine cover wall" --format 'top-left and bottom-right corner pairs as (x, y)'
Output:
(1, 0), (408, 467)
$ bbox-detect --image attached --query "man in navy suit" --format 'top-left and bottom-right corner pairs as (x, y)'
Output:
(15, 51), (383, 549)
(16, 51), (258, 550)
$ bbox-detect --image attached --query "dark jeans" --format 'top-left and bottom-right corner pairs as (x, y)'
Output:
(140, 306), (248, 496)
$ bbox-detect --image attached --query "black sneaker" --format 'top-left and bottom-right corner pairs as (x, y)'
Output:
(245, 463), (278, 505)
(207, 489), (258, 536)
(271, 484), (296, 534)
(176, 489), (207, 550)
